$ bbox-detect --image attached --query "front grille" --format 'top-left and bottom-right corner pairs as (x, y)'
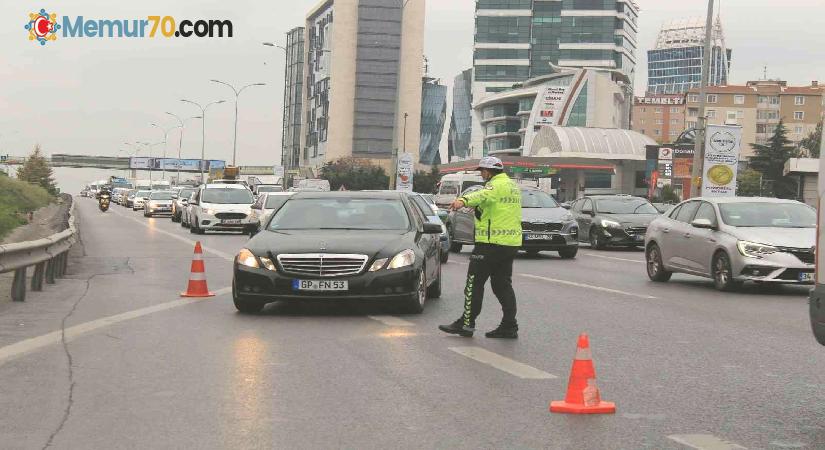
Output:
(215, 212), (247, 220)
(522, 221), (563, 232)
(277, 254), (368, 277)
(625, 226), (648, 236)
(777, 247), (815, 265)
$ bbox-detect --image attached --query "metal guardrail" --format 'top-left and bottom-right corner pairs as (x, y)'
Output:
(0, 197), (76, 302)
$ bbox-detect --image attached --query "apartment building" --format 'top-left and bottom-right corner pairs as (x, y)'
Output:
(631, 95), (687, 144)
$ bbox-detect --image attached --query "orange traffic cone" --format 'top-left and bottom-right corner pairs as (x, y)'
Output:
(181, 241), (215, 298)
(550, 333), (615, 414)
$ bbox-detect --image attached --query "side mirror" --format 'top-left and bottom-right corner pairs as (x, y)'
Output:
(561, 202), (571, 210)
(582, 209), (594, 216)
(422, 223), (443, 234)
(691, 218), (716, 229)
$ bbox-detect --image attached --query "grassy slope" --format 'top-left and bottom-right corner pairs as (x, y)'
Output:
(0, 177), (54, 240)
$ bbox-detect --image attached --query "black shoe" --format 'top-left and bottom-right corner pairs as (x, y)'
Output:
(439, 319), (474, 337)
(485, 325), (518, 339)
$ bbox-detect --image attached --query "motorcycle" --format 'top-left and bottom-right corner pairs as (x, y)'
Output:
(99, 193), (111, 212)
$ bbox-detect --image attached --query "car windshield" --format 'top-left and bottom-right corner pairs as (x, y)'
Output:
(149, 192), (174, 200)
(265, 195), (291, 210)
(258, 186), (282, 193)
(202, 188), (253, 204)
(136, 191), (151, 197)
(178, 189), (196, 199)
(719, 202), (816, 228)
(596, 198), (658, 214)
(522, 190), (559, 208)
(461, 181), (485, 192)
(268, 198), (410, 231)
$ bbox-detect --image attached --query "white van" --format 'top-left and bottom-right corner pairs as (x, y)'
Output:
(434, 172), (485, 207)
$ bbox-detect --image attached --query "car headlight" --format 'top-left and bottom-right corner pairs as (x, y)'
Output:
(237, 248), (259, 268)
(205, 208), (217, 216)
(369, 258), (389, 272)
(562, 213), (574, 221)
(387, 249), (415, 269)
(259, 256), (276, 271)
(737, 240), (777, 258)
(601, 219), (622, 228)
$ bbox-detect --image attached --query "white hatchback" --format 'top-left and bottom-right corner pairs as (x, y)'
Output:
(188, 184), (255, 235)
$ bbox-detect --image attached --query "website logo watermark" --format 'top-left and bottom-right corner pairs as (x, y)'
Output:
(25, 11), (233, 45)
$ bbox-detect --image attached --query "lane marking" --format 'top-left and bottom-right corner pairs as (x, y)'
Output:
(581, 252), (645, 264)
(109, 209), (235, 261)
(667, 434), (747, 450)
(0, 287), (231, 367)
(520, 274), (656, 299)
(449, 346), (557, 379)
(368, 316), (416, 327)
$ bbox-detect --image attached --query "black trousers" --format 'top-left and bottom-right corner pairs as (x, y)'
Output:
(462, 243), (518, 328)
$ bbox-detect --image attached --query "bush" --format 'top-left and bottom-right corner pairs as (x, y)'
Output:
(0, 176), (53, 239)
(319, 158), (390, 191)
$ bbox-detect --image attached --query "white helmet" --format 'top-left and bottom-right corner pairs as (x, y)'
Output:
(477, 156), (504, 170)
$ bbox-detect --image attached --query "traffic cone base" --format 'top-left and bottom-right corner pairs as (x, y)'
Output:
(550, 400), (615, 414)
(181, 241), (215, 298)
(550, 333), (615, 415)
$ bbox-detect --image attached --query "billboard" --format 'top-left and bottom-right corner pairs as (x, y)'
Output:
(702, 125), (742, 198)
(395, 153), (414, 192)
(128, 157), (225, 172)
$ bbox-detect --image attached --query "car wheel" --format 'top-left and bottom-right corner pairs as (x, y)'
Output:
(427, 262), (442, 299)
(558, 246), (578, 259)
(403, 269), (426, 314)
(233, 282), (264, 314)
(646, 243), (672, 282)
(189, 219), (199, 234)
(589, 229), (606, 250)
(440, 249), (449, 264)
(172, 213), (180, 223)
(450, 242), (463, 253)
(712, 251), (742, 292)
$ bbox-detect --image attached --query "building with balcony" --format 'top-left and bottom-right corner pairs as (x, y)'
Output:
(686, 80), (825, 158)
(299, 0), (425, 172)
(631, 94), (687, 143)
(470, 0), (639, 157)
(647, 17), (732, 95)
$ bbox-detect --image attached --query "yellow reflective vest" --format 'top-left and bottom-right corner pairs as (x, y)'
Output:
(459, 173), (522, 247)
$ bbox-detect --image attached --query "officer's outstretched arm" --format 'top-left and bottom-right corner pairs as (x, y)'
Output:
(460, 185), (495, 208)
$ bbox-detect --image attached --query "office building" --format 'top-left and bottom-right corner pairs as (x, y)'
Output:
(686, 80), (824, 158)
(419, 77), (446, 166)
(448, 68), (473, 161)
(281, 27), (305, 176)
(300, 0), (425, 172)
(631, 95), (687, 144)
(471, 0), (639, 157)
(647, 17), (732, 95)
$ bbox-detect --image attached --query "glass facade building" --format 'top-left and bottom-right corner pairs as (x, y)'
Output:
(647, 17), (732, 94)
(448, 68), (473, 161)
(282, 27), (304, 173)
(419, 78), (447, 166)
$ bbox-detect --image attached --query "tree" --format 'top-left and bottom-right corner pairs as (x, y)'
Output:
(736, 169), (762, 197)
(799, 121), (822, 158)
(413, 166), (440, 194)
(748, 121), (798, 198)
(16, 144), (57, 195)
(319, 157), (390, 191)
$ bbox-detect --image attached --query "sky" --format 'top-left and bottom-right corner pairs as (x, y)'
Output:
(1, 0), (823, 182)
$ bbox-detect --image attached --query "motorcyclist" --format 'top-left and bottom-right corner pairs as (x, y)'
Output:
(438, 156), (522, 339)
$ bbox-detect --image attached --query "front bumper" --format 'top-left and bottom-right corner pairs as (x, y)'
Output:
(233, 263), (420, 303)
(521, 231), (578, 250)
(597, 226), (646, 246)
(733, 251), (815, 284)
(197, 213), (255, 231)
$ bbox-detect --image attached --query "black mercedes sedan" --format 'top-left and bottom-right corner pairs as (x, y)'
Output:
(232, 191), (443, 314)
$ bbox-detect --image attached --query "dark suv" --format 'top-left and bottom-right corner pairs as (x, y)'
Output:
(569, 195), (659, 249)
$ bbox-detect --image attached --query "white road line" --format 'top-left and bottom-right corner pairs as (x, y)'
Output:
(581, 252), (645, 264)
(0, 287), (231, 367)
(110, 209), (235, 262)
(367, 316), (416, 327)
(667, 434), (747, 450)
(520, 274), (656, 299)
(449, 346), (557, 379)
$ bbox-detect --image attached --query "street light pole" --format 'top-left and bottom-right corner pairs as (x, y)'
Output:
(210, 80), (266, 166)
(181, 99), (226, 184)
(150, 123), (177, 181)
(690, 0), (716, 198)
(166, 112), (202, 184)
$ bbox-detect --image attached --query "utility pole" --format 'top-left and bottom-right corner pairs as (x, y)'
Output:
(690, 0), (715, 199)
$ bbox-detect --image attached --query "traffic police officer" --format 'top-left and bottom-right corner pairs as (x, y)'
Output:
(439, 156), (522, 339)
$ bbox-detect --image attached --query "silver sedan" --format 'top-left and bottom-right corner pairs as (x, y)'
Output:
(645, 197), (815, 291)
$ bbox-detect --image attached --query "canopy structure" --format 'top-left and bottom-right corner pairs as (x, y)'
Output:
(529, 126), (656, 161)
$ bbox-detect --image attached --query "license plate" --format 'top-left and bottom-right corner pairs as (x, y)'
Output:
(221, 219), (242, 224)
(292, 279), (348, 291)
(799, 272), (814, 282)
(524, 233), (552, 240)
